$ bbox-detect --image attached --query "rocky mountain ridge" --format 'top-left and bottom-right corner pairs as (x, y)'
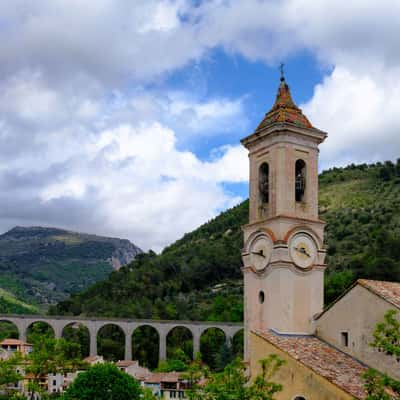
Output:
(0, 226), (142, 309)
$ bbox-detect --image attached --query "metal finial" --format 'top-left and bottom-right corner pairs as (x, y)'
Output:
(279, 63), (285, 81)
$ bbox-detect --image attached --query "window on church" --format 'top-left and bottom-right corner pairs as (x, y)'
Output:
(259, 291), (265, 304)
(259, 163), (269, 203)
(295, 159), (306, 202)
(341, 331), (349, 347)
(293, 396), (307, 400)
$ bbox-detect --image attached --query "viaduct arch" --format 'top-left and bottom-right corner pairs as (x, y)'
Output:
(0, 315), (243, 361)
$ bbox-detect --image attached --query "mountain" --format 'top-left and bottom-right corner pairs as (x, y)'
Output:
(0, 226), (142, 310)
(50, 160), (400, 322)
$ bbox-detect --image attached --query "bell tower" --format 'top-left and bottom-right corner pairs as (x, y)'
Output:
(241, 73), (327, 358)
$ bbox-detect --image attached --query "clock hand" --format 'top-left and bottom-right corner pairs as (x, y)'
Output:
(251, 250), (266, 258)
(294, 246), (311, 258)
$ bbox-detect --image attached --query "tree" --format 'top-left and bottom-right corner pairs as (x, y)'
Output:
(185, 355), (284, 400)
(63, 363), (142, 400)
(364, 310), (400, 399)
(0, 352), (23, 397)
(26, 332), (85, 400)
(157, 358), (188, 372)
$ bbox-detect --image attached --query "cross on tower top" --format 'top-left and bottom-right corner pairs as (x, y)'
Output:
(279, 63), (285, 81)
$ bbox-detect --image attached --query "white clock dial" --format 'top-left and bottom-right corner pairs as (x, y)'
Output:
(249, 234), (273, 271)
(289, 233), (317, 269)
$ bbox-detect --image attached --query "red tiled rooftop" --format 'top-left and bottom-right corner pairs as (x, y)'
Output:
(83, 355), (103, 363)
(255, 330), (367, 399)
(116, 360), (138, 367)
(1, 339), (31, 346)
(255, 78), (313, 132)
(131, 366), (152, 380)
(358, 279), (400, 309)
(145, 372), (182, 384)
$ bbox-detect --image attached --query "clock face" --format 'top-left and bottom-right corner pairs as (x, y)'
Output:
(289, 233), (317, 269)
(249, 234), (273, 271)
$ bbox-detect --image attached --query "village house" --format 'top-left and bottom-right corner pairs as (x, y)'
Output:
(143, 372), (188, 399)
(0, 338), (32, 356)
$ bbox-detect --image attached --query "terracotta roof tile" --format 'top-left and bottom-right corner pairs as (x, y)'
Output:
(145, 372), (182, 384)
(130, 366), (152, 380)
(255, 330), (367, 399)
(255, 78), (313, 132)
(358, 279), (400, 309)
(0, 339), (31, 346)
(116, 360), (138, 367)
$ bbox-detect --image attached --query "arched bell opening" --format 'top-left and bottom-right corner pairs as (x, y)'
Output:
(295, 159), (306, 202)
(259, 162), (270, 204)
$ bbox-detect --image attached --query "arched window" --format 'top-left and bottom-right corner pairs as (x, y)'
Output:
(259, 163), (269, 203)
(259, 291), (265, 304)
(295, 159), (306, 202)
(293, 396), (307, 400)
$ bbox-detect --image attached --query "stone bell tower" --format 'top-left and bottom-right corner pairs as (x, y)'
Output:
(241, 73), (327, 358)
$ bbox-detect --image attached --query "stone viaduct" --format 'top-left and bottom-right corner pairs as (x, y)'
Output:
(0, 314), (243, 362)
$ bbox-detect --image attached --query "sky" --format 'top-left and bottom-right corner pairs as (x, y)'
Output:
(0, 0), (399, 251)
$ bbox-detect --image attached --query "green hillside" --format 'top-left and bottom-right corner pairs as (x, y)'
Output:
(0, 287), (38, 314)
(50, 160), (400, 321)
(0, 226), (141, 311)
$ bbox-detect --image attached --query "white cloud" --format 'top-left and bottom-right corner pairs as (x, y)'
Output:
(1, 0), (400, 250)
(0, 69), (248, 250)
(302, 66), (400, 168)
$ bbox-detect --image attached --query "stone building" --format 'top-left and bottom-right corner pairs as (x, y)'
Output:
(241, 74), (399, 399)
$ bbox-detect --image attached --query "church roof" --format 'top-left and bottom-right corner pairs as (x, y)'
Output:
(358, 279), (400, 309)
(316, 279), (400, 321)
(254, 330), (367, 399)
(255, 77), (313, 132)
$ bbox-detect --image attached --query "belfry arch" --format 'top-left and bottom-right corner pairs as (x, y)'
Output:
(259, 162), (269, 204)
(295, 159), (306, 202)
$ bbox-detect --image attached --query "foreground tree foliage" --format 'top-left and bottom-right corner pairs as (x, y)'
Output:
(26, 330), (85, 400)
(0, 352), (23, 398)
(186, 355), (285, 400)
(62, 363), (142, 400)
(364, 310), (400, 399)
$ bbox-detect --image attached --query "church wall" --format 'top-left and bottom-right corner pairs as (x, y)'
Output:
(249, 332), (355, 400)
(316, 284), (400, 379)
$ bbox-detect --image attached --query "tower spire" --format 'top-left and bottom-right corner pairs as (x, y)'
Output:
(254, 68), (313, 132)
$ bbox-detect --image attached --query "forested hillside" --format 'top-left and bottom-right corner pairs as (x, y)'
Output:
(51, 160), (400, 321)
(0, 227), (142, 309)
